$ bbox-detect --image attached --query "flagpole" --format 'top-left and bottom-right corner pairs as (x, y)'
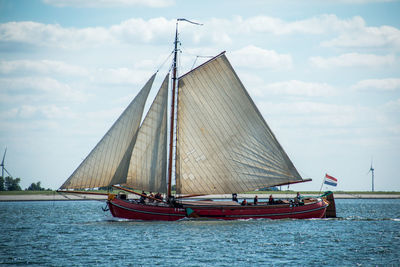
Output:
(319, 174), (326, 194)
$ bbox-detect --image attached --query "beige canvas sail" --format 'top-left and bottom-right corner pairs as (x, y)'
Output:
(125, 74), (169, 193)
(60, 74), (156, 190)
(176, 53), (303, 194)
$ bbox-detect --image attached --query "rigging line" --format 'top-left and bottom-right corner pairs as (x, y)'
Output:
(157, 50), (174, 73)
(190, 55), (215, 70)
(178, 45), (213, 58)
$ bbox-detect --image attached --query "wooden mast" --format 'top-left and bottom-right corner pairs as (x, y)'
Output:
(167, 21), (179, 198)
(167, 19), (202, 199)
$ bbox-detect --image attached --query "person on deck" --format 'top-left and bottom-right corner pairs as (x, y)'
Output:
(294, 192), (303, 206)
(155, 192), (163, 201)
(269, 194), (274, 205)
(149, 192), (154, 203)
(232, 193), (238, 202)
(139, 191), (147, 204)
(253, 195), (258, 205)
(241, 199), (247, 206)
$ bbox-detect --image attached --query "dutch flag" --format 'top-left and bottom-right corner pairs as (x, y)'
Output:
(324, 174), (338, 187)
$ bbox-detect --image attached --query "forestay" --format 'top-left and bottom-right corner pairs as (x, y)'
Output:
(125, 74), (169, 193)
(60, 74), (156, 190)
(176, 54), (303, 194)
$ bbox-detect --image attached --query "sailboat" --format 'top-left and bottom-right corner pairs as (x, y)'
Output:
(58, 19), (332, 220)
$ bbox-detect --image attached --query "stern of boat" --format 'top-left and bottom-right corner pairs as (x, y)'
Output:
(322, 191), (337, 218)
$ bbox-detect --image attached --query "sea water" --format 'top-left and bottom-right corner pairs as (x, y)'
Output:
(0, 199), (399, 266)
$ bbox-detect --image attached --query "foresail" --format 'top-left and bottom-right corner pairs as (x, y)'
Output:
(125, 74), (169, 193)
(60, 74), (156, 190)
(176, 54), (303, 194)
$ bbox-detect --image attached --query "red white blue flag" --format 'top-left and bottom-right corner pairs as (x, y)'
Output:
(324, 174), (337, 187)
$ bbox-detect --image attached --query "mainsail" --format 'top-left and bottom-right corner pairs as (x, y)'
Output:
(60, 74), (156, 190)
(61, 54), (305, 194)
(176, 53), (303, 194)
(125, 74), (169, 193)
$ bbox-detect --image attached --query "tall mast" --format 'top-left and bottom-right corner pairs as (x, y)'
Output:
(167, 19), (203, 198)
(167, 21), (179, 198)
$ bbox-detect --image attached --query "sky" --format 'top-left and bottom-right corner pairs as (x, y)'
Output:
(0, 0), (399, 191)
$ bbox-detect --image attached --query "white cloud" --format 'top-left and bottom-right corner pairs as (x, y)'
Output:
(0, 21), (114, 49)
(92, 67), (152, 86)
(260, 101), (360, 127)
(1, 15), (399, 51)
(261, 80), (337, 97)
(310, 53), (396, 68)
(322, 24), (400, 49)
(352, 78), (400, 91)
(237, 14), (400, 50)
(384, 98), (400, 112)
(0, 18), (175, 49)
(0, 105), (76, 122)
(230, 45), (293, 70)
(42, 0), (174, 8)
(110, 17), (174, 44)
(0, 77), (87, 102)
(238, 15), (329, 35)
(16, 105), (76, 119)
(0, 60), (88, 76)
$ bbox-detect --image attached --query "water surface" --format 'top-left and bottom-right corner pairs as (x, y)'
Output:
(0, 199), (399, 266)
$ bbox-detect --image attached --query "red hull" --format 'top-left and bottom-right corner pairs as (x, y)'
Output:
(108, 198), (328, 221)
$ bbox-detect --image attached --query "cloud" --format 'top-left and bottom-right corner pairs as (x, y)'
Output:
(0, 77), (87, 102)
(93, 67), (153, 86)
(383, 98), (400, 112)
(109, 17), (174, 44)
(260, 80), (337, 97)
(5, 105), (76, 119)
(322, 24), (400, 49)
(259, 101), (360, 127)
(238, 14), (400, 50)
(230, 45), (293, 70)
(0, 21), (114, 49)
(0, 60), (88, 76)
(42, 0), (175, 8)
(238, 15), (328, 35)
(0, 18), (175, 49)
(352, 78), (400, 91)
(1, 15), (399, 51)
(310, 53), (396, 68)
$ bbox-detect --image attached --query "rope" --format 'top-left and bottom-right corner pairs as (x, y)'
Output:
(156, 50), (174, 73)
(190, 55), (214, 70)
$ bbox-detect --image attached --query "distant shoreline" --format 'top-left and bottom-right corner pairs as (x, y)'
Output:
(1, 192), (400, 202)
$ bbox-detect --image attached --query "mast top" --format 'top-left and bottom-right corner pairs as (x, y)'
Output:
(177, 18), (203, 26)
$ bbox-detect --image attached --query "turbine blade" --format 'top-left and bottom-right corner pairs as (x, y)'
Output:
(4, 167), (12, 178)
(1, 148), (6, 166)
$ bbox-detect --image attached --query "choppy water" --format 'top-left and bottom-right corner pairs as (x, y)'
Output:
(0, 199), (399, 266)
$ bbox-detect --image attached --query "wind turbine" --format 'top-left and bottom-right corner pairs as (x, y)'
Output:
(368, 159), (375, 192)
(1, 148), (13, 178)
